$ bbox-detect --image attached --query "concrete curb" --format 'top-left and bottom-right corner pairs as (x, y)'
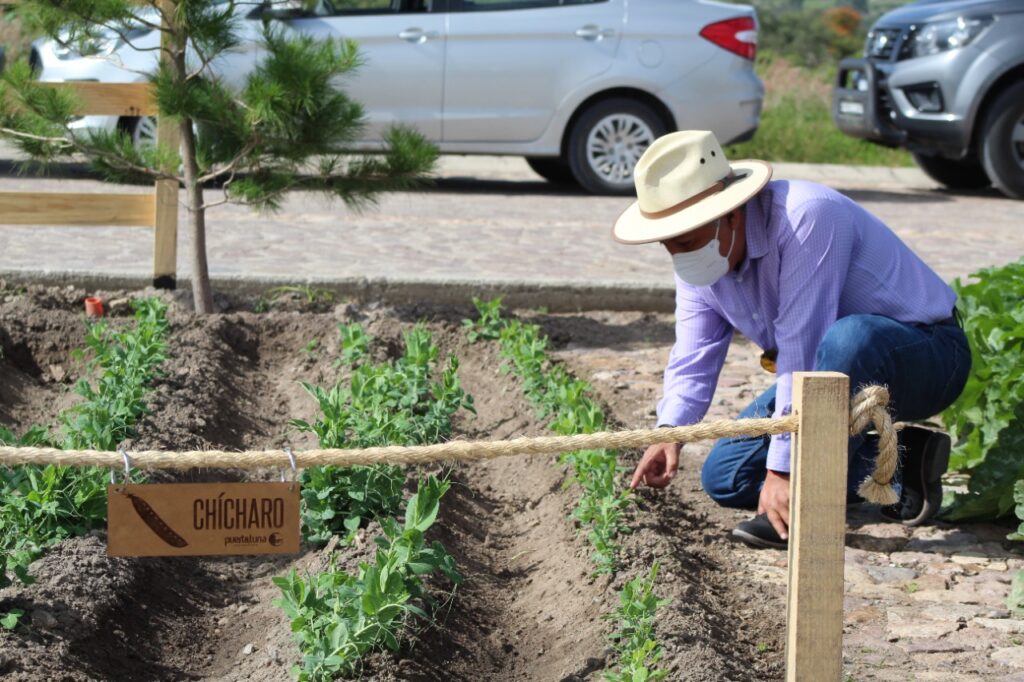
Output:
(0, 269), (677, 313)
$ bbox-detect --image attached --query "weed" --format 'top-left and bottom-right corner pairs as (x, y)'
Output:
(903, 581), (920, 594)
(299, 338), (319, 359)
(756, 642), (772, 654)
(255, 285), (335, 312)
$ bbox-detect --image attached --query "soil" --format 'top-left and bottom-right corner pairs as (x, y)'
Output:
(0, 283), (912, 682)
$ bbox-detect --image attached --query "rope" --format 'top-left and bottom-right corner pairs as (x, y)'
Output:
(848, 385), (901, 506)
(0, 387), (901, 504)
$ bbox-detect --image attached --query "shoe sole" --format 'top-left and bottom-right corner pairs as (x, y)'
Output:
(907, 431), (950, 527)
(731, 527), (788, 550)
(877, 427), (951, 526)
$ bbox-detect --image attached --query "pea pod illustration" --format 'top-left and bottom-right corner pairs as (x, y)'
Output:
(127, 493), (189, 548)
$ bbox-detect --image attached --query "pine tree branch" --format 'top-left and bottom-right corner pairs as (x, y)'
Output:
(0, 127), (73, 149)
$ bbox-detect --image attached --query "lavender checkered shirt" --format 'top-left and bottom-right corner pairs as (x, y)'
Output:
(656, 180), (956, 472)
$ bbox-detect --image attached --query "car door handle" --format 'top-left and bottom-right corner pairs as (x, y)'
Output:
(575, 25), (615, 41)
(398, 28), (439, 43)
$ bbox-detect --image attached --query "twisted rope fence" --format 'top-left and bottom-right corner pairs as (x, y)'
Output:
(0, 385), (901, 504)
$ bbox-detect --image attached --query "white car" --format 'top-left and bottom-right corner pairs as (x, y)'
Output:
(32, 0), (763, 194)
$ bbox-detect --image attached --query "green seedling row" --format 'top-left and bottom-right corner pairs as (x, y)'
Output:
(0, 298), (170, 628)
(464, 297), (667, 680)
(275, 476), (459, 681)
(291, 322), (474, 544)
(280, 323), (471, 678)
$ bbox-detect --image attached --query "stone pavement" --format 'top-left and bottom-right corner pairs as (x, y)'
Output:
(0, 153), (1021, 310)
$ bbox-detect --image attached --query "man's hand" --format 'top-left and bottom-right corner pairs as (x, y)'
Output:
(758, 469), (791, 540)
(629, 442), (681, 489)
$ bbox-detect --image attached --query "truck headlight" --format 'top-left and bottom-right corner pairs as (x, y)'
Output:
(909, 16), (993, 58)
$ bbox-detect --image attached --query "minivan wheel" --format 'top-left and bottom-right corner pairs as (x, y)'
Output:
(980, 80), (1024, 200)
(525, 157), (578, 186)
(912, 152), (990, 190)
(567, 98), (667, 196)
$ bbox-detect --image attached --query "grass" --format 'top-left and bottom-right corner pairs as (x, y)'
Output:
(726, 53), (913, 167)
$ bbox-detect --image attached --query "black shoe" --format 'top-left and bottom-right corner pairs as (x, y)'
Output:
(879, 425), (950, 526)
(732, 513), (787, 549)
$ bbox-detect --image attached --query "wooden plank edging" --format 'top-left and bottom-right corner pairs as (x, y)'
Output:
(0, 191), (155, 227)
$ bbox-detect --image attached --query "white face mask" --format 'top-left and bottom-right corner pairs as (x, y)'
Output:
(671, 218), (733, 287)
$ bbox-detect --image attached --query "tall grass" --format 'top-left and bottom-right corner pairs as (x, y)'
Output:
(726, 53), (913, 166)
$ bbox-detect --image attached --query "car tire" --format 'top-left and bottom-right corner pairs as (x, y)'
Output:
(980, 81), (1024, 200)
(119, 115), (158, 149)
(525, 157), (577, 186)
(567, 98), (668, 196)
(912, 152), (991, 190)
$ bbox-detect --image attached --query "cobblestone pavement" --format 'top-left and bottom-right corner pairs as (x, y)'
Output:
(0, 154), (1020, 289)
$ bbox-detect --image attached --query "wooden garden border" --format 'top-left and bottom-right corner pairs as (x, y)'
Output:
(0, 0), (179, 289)
(787, 371), (849, 681)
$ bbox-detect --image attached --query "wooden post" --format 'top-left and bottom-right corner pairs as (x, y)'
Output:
(785, 371), (849, 682)
(152, 0), (179, 290)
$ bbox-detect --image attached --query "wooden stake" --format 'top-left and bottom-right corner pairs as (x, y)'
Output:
(786, 371), (850, 682)
(152, 0), (179, 290)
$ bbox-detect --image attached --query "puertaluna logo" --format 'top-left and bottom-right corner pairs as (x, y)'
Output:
(223, 534), (270, 547)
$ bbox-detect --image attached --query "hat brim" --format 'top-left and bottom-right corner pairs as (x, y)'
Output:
(612, 160), (773, 245)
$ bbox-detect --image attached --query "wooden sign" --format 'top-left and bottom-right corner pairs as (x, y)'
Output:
(107, 482), (301, 557)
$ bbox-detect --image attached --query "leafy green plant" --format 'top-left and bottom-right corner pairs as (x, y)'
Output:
(0, 298), (169, 600)
(291, 323), (474, 543)
(942, 258), (1024, 521)
(61, 298), (170, 451)
(603, 563), (670, 682)
(461, 295), (504, 343)
(274, 476), (460, 681)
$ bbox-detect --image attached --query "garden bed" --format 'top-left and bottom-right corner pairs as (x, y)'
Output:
(0, 285), (783, 681)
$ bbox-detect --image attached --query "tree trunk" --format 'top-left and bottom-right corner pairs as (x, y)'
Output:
(179, 118), (213, 314)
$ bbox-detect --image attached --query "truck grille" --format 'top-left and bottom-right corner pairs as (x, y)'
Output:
(865, 27), (905, 61)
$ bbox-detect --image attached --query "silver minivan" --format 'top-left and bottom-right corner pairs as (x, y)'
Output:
(33, 0), (764, 194)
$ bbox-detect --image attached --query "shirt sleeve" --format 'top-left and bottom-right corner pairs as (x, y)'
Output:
(657, 278), (733, 427)
(766, 198), (855, 472)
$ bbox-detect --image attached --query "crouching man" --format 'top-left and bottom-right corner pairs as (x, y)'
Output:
(614, 131), (970, 548)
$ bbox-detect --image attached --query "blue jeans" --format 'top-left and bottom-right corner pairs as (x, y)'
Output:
(700, 315), (971, 509)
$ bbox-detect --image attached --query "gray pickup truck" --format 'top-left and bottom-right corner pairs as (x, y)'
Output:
(832, 0), (1024, 199)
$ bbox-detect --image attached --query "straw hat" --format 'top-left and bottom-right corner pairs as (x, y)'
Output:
(612, 130), (772, 245)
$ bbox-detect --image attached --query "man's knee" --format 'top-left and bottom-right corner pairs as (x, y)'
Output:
(701, 439), (763, 509)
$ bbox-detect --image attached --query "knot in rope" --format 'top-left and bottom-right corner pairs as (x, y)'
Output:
(848, 385), (901, 506)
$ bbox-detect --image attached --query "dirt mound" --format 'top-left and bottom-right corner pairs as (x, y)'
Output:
(0, 286), (782, 681)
